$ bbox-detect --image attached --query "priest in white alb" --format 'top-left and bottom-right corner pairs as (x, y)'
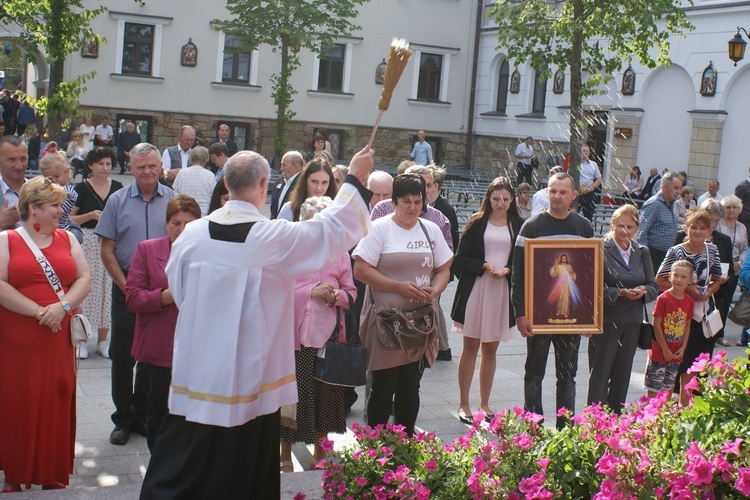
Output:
(140, 146), (374, 499)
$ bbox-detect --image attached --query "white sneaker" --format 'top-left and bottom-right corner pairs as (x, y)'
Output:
(77, 343), (89, 359)
(97, 341), (110, 358)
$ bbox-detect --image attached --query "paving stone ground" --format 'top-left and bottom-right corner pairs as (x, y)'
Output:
(4, 173), (748, 498)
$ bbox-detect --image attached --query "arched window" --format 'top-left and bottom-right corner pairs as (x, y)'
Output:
(496, 59), (509, 114)
(532, 67), (548, 114)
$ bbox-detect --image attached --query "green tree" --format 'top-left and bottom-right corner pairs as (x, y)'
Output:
(213, 0), (368, 162)
(489, 0), (693, 187)
(0, 0), (105, 141)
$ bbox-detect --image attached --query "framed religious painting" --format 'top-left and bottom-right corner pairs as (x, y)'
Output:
(524, 238), (604, 334)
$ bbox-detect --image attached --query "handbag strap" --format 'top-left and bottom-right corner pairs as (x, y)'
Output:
(416, 219), (436, 271)
(17, 227), (65, 299)
(642, 301), (650, 323)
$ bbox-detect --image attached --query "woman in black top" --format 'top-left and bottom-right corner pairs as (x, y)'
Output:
(70, 147), (123, 358)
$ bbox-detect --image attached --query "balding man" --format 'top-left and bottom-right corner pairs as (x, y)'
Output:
(367, 170), (393, 210)
(140, 145), (375, 499)
(162, 125), (196, 182)
(697, 179), (722, 205)
(96, 143), (177, 446)
(637, 171), (683, 273)
(0, 135), (27, 230)
(270, 151), (303, 219)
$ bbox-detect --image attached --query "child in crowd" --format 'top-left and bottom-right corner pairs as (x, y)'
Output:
(39, 152), (78, 234)
(644, 260), (694, 402)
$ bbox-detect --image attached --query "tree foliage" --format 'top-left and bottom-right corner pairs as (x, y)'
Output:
(488, 0), (693, 185)
(0, 0), (105, 139)
(213, 0), (368, 160)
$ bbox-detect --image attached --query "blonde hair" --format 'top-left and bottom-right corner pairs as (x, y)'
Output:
(17, 176), (67, 221)
(671, 259), (694, 274)
(39, 152), (70, 173)
(610, 204), (640, 228)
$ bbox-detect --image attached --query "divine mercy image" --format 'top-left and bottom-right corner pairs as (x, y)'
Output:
(530, 247), (597, 328)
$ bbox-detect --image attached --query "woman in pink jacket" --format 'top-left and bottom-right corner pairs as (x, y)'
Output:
(125, 195), (201, 451)
(280, 196), (356, 473)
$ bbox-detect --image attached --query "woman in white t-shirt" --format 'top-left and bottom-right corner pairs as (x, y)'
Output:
(77, 116), (95, 148)
(353, 174), (452, 436)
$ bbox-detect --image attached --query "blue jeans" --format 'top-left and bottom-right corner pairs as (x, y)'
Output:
(524, 334), (581, 429)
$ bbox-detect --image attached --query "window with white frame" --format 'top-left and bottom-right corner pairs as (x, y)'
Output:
(317, 44), (345, 92)
(418, 53), (442, 101)
(212, 32), (259, 87)
(222, 35), (252, 83)
(310, 37), (361, 95)
(109, 11), (171, 80)
(408, 44), (459, 104)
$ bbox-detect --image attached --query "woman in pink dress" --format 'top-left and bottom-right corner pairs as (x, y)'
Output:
(451, 177), (522, 424)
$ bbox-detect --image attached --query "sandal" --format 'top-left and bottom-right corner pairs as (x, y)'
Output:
(280, 460), (294, 473)
(1, 484), (22, 493)
(457, 408), (473, 425)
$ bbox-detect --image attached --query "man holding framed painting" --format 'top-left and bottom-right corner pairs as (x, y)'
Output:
(510, 172), (599, 430)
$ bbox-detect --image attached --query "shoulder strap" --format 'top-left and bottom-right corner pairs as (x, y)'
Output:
(16, 227), (65, 299)
(83, 180), (106, 211)
(417, 219), (436, 268)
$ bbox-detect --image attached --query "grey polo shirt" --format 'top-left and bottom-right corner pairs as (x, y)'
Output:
(95, 182), (176, 271)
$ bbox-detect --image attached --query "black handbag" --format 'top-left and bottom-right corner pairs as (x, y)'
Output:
(313, 291), (367, 387)
(638, 302), (654, 350)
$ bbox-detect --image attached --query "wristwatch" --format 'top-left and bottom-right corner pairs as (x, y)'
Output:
(61, 300), (72, 315)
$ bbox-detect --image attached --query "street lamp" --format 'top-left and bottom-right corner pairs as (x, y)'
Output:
(728, 27), (749, 66)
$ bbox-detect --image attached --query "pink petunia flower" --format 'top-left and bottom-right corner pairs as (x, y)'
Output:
(319, 437), (334, 452)
(294, 493), (307, 500)
(735, 467), (750, 496)
(721, 438), (744, 457)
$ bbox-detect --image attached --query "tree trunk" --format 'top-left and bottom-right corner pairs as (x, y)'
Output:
(47, 58), (64, 144)
(568, 0), (584, 189)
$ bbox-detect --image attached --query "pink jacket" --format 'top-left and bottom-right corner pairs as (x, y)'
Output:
(126, 236), (178, 367)
(293, 254), (356, 349)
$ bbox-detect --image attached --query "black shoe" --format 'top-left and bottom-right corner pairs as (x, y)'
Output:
(110, 426), (129, 445)
(457, 409), (473, 425)
(131, 422), (148, 437)
(436, 348), (452, 361)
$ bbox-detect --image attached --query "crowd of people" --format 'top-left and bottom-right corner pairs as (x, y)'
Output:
(1, 117), (750, 496)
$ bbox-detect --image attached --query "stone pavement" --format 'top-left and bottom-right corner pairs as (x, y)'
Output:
(4, 172), (748, 498)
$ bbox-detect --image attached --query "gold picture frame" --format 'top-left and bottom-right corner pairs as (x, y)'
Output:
(524, 238), (604, 334)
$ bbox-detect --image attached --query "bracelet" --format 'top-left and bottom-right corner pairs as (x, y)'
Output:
(34, 306), (42, 319)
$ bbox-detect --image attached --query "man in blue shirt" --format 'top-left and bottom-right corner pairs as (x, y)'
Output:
(636, 171), (682, 274)
(408, 130), (433, 165)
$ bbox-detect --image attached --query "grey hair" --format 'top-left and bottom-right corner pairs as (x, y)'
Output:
(721, 194), (743, 210)
(300, 196), (333, 221)
(367, 170), (393, 189)
(283, 151), (304, 167)
(189, 146), (209, 167)
(661, 171), (681, 186)
(223, 151), (270, 194)
(405, 165), (432, 178)
(129, 142), (160, 160)
(700, 198), (725, 218)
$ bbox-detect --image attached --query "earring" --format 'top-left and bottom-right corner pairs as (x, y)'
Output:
(32, 212), (36, 217)
(33, 223), (41, 232)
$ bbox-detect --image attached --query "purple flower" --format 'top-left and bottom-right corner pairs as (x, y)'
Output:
(424, 460), (437, 472)
(294, 493), (307, 500)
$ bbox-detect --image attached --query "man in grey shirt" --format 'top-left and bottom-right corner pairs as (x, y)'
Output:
(96, 143), (176, 445)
